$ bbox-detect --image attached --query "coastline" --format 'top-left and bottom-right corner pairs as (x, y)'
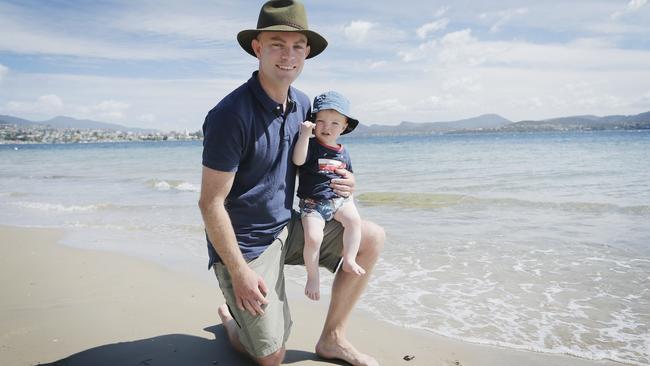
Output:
(0, 225), (622, 366)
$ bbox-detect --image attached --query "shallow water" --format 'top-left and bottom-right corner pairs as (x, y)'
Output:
(1, 131), (648, 364)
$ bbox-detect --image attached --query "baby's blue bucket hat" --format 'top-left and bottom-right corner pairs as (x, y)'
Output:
(311, 91), (359, 135)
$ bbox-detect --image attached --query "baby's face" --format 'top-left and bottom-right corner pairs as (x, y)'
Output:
(313, 109), (348, 145)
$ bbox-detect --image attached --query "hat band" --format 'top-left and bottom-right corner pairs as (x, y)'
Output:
(259, 21), (306, 30)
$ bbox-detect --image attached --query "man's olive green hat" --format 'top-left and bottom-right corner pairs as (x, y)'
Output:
(237, 0), (328, 59)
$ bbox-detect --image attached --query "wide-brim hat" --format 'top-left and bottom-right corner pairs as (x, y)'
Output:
(312, 91), (360, 135)
(237, 0), (327, 59)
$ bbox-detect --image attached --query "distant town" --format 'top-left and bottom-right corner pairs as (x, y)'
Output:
(1, 110), (649, 144)
(0, 124), (203, 144)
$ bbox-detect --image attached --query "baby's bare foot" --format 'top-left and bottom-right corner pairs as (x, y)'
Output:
(342, 259), (366, 276)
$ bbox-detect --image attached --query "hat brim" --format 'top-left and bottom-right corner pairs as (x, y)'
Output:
(237, 26), (327, 59)
(310, 112), (358, 135)
(342, 117), (359, 135)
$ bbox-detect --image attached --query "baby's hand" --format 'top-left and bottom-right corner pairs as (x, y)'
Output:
(299, 121), (315, 136)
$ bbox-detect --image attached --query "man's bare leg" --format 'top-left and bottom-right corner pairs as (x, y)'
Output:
(218, 304), (286, 366)
(315, 220), (385, 366)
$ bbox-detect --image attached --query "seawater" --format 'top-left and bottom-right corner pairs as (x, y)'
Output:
(1, 131), (649, 365)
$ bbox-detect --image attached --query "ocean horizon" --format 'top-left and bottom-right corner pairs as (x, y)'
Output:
(1, 130), (648, 365)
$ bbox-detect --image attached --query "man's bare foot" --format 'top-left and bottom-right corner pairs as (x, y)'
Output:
(316, 334), (378, 366)
(305, 275), (320, 301)
(342, 259), (366, 276)
(218, 304), (232, 323)
(218, 304), (247, 354)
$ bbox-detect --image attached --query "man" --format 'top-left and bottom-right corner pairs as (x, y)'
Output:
(198, 1), (384, 365)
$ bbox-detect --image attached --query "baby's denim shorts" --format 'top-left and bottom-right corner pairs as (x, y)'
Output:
(299, 197), (348, 221)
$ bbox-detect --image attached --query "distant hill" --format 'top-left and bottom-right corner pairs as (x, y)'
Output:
(354, 114), (512, 136)
(348, 111), (650, 136)
(0, 115), (156, 133)
(0, 115), (39, 126)
(500, 111), (650, 132)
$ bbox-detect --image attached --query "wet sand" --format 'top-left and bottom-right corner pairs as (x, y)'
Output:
(0, 225), (620, 366)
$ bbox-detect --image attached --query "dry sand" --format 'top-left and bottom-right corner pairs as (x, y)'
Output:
(0, 225), (620, 366)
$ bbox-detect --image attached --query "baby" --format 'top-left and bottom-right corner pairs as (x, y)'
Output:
(292, 91), (365, 301)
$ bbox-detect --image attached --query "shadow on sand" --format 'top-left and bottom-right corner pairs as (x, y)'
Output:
(39, 325), (346, 366)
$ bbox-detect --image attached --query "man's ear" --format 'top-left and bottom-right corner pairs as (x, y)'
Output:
(252, 38), (262, 58)
(305, 44), (311, 58)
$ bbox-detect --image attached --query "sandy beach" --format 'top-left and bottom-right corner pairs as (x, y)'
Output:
(0, 225), (621, 366)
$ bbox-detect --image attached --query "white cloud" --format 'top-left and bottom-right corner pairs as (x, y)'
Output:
(0, 6), (213, 61)
(438, 29), (491, 67)
(113, 11), (242, 42)
(357, 98), (407, 118)
(3, 94), (64, 116)
(0, 27), (211, 61)
(397, 26), (650, 71)
(75, 100), (130, 121)
(416, 19), (449, 39)
(611, 0), (648, 19)
(0, 72), (243, 130)
(343, 21), (375, 43)
(479, 8), (528, 33)
(631, 91), (650, 107)
(369, 61), (388, 69)
(426, 94), (464, 110)
(434, 6), (450, 18)
(399, 39), (438, 62)
(138, 113), (157, 123)
(0, 64), (7, 82)
(442, 77), (483, 94)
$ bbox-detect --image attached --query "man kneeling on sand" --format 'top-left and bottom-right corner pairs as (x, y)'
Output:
(198, 1), (385, 365)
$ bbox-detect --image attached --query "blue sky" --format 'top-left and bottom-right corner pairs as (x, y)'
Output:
(1, 0), (649, 131)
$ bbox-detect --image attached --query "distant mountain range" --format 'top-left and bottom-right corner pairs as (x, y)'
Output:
(497, 111), (650, 132)
(354, 114), (512, 135)
(352, 111), (650, 136)
(2, 111), (649, 136)
(0, 115), (157, 133)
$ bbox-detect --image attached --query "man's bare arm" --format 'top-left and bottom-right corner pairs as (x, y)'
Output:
(198, 166), (269, 316)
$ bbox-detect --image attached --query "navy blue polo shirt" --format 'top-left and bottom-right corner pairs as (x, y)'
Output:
(297, 139), (353, 200)
(202, 71), (311, 268)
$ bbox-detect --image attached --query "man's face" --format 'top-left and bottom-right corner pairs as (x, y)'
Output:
(252, 31), (311, 87)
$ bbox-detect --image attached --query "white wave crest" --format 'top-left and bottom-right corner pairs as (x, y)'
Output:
(15, 202), (107, 212)
(151, 179), (199, 192)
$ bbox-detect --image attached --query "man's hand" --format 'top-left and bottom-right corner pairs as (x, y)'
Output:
(331, 168), (355, 197)
(231, 266), (269, 316)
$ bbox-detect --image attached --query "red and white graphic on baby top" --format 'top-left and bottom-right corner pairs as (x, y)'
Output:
(318, 158), (346, 173)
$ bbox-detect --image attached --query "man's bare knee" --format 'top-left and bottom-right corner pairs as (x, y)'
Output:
(256, 348), (285, 366)
(361, 220), (385, 254)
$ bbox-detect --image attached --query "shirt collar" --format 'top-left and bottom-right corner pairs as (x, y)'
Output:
(247, 71), (299, 117)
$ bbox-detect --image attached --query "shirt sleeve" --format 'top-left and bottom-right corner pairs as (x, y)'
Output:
(201, 108), (245, 172)
(346, 153), (353, 173)
(341, 147), (353, 173)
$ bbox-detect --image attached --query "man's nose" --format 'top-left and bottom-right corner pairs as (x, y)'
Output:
(280, 47), (295, 59)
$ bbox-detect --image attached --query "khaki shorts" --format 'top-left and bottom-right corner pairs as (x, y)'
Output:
(213, 213), (344, 358)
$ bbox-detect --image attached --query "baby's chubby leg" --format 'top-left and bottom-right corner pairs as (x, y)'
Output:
(302, 215), (326, 300)
(334, 199), (365, 276)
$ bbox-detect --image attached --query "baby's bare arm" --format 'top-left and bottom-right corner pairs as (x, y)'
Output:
(292, 121), (315, 166)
